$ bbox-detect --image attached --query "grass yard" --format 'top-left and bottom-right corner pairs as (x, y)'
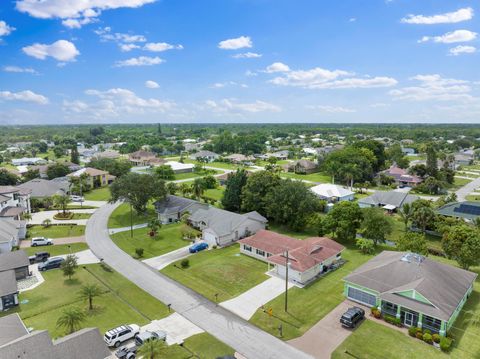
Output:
(108, 202), (157, 228)
(84, 186), (111, 201)
(23, 242), (89, 256)
(450, 177), (473, 190)
(465, 194), (480, 201)
(111, 223), (196, 259)
(161, 244), (269, 302)
(249, 244), (374, 340)
(332, 320), (449, 359)
(71, 212), (92, 220)
(172, 169), (221, 181)
(28, 224), (85, 238)
(279, 171), (331, 183)
(11, 263), (169, 338)
(203, 186), (225, 201)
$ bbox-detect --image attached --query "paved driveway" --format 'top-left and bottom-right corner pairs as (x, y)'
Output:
(456, 176), (480, 201)
(289, 300), (355, 359)
(141, 312), (204, 345)
(30, 209), (95, 225)
(142, 245), (192, 270)
(220, 277), (293, 320)
(20, 236), (85, 248)
(86, 202), (312, 359)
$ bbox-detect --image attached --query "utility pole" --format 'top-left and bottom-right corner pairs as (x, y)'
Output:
(128, 194), (133, 238)
(284, 250), (289, 312)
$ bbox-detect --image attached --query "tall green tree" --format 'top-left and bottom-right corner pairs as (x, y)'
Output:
(442, 225), (480, 270)
(155, 165), (175, 180)
(23, 169), (40, 181)
(70, 146), (80, 164)
(53, 194), (70, 215)
(352, 140), (386, 172)
(241, 170), (281, 215)
(61, 254), (78, 280)
(361, 207), (394, 246)
(426, 145), (438, 178)
(221, 169), (248, 212)
(191, 178), (205, 199)
(398, 202), (414, 231)
(396, 232), (428, 255)
(56, 307), (86, 334)
(411, 199), (436, 235)
(46, 163), (70, 180)
(0, 169), (18, 185)
(89, 158), (132, 178)
(323, 147), (375, 186)
(324, 201), (363, 242)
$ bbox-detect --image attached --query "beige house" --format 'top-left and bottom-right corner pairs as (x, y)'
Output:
(67, 167), (115, 188)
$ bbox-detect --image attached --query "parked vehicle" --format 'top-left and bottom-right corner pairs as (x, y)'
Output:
(28, 251), (50, 264)
(31, 237), (53, 247)
(115, 343), (137, 359)
(38, 257), (64, 271)
(104, 324), (140, 348)
(70, 195), (84, 202)
(340, 306), (365, 328)
(189, 242), (208, 253)
(134, 330), (167, 347)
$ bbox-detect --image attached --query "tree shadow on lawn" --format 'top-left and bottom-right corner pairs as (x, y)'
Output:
(85, 305), (106, 317)
(64, 278), (81, 286)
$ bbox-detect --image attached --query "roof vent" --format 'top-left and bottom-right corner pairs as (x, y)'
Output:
(401, 253), (425, 265)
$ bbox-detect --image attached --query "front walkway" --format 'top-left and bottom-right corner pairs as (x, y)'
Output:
(220, 277), (293, 320)
(108, 223), (148, 235)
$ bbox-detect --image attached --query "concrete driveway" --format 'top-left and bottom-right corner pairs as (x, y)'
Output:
(289, 300), (357, 359)
(20, 236), (85, 248)
(220, 277), (293, 320)
(456, 176), (480, 201)
(30, 209), (95, 225)
(141, 312), (204, 345)
(142, 245), (192, 270)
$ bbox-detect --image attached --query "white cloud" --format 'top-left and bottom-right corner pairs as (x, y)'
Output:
(401, 7), (473, 24)
(349, 18), (356, 22)
(269, 64), (397, 89)
(245, 70), (257, 77)
(232, 52), (262, 59)
(419, 30), (477, 44)
(114, 56), (163, 67)
(307, 105), (356, 113)
(210, 81), (248, 89)
(23, 40), (80, 62)
(218, 36), (252, 50)
(143, 42), (183, 52)
(0, 20), (15, 37)
(203, 99), (280, 114)
(145, 80), (159, 88)
(389, 74), (473, 102)
(449, 45), (476, 56)
(3, 66), (37, 74)
(16, 0), (156, 28)
(265, 62), (290, 73)
(0, 90), (48, 104)
(120, 43), (140, 52)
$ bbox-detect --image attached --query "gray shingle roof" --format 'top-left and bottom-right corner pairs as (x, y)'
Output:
(17, 178), (69, 198)
(0, 314), (28, 347)
(344, 251), (477, 321)
(0, 270), (18, 297)
(358, 191), (419, 209)
(437, 201), (480, 220)
(0, 250), (30, 272)
(154, 195), (206, 215)
(0, 219), (19, 244)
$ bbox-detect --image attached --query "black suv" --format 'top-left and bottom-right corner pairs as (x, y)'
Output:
(340, 307), (365, 328)
(29, 252), (50, 264)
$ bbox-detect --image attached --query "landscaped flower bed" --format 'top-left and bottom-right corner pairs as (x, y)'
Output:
(408, 326), (453, 352)
(53, 212), (74, 220)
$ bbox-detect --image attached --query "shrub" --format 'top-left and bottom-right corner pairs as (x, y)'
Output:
(432, 334), (440, 344)
(408, 327), (418, 337)
(423, 333), (433, 344)
(180, 259), (190, 268)
(423, 329), (431, 335)
(356, 237), (375, 255)
(212, 245), (217, 249)
(416, 331), (424, 340)
(370, 308), (381, 319)
(383, 314), (401, 326)
(440, 337), (453, 352)
(135, 248), (144, 258)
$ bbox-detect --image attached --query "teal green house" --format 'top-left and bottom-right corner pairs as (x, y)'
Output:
(343, 251), (476, 336)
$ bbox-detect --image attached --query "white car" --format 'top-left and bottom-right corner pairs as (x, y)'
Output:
(31, 237), (53, 247)
(70, 195), (84, 202)
(104, 324), (140, 348)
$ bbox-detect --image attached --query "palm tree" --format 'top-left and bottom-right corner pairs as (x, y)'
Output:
(179, 183), (191, 197)
(53, 194), (70, 216)
(56, 307), (86, 334)
(191, 178), (204, 199)
(42, 218), (52, 228)
(148, 219), (162, 237)
(137, 339), (166, 359)
(21, 212), (32, 222)
(398, 202), (413, 232)
(78, 283), (103, 310)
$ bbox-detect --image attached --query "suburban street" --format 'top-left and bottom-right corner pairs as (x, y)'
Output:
(455, 176), (480, 202)
(85, 202), (313, 359)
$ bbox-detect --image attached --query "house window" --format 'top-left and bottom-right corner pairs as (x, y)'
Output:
(256, 249), (265, 256)
(267, 253), (272, 257)
(423, 315), (442, 333)
(381, 301), (398, 317)
(243, 245), (252, 252)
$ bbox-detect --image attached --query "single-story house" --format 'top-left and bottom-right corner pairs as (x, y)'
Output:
(401, 147), (416, 155)
(283, 159), (318, 174)
(437, 201), (480, 222)
(454, 154), (473, 166)
(67, 168), (115, 188)
(380, 165), (422, 187)
(189, 150), (219, 163)
(91, 150), (120, 160)
(358, 190), (419, 211)
(239, 230), (344, 285)
(17, 178), (69, 198)
(310, 184), (355, 203)
(0, 186), (31, 220)
(0, 250), (30, 280)
(0, 219), (26, 253)
(165, 161), (194, 174)
(154, 195), (207, 224)
(128, 150), (158, 166)
(0, 313), (110, 359)
(224, 154), (254, 164)
(189, 207), (267, 247)
(11, 157), (45, 166)
(269, 150), (289, 160)
(343, 251), (477, 336)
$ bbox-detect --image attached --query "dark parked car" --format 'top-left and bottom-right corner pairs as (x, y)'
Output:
(29, 251), (50, 264)
(115, 344), (137, 359)
(189, 242), (208, 253)
(38, 257), (65, 271)
(340, 306), (365, 328)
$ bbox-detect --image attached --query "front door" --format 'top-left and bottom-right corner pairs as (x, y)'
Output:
(404, 312), (414, 326)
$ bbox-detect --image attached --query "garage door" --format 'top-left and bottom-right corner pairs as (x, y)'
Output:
(347, 286), (376, 306)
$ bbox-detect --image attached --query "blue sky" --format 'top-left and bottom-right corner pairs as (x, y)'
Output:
(0, 0), (478, 124)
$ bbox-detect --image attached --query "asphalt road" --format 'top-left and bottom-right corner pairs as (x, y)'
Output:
(455, 176), (480, 202)
(86, 202), (312, 359)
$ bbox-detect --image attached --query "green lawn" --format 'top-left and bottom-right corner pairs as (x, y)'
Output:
(172, 170), (221, 181)
(179, 332), (235, 358)
(28, 224), (85, 238)
(280, 171), (331, 183)
(108, 202), (157, 228)
(84, 187), (111, 201)
(332, 320), (449, 359)
(161, 244), (269, 302)
(112, 223), (196, 259)
(11, 264), (170, 338)
(184, 160), (240, 170)
(450, 177), (472, 190)
(71, 213), (92, 220)
(465, 194), (480, 201)
(249, 244), (374, 340)
(23, 243), (89, 256)
(204, 186), (225, 201)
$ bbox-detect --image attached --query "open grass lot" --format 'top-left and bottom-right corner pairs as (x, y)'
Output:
(161, 244), (269, 302)
(112, 223), (195, 258)
(204, 186), (225, 201)
(8, 264), (169, 338)
(23, 242), (89, 256)
(108, 202), (157, 228)
(84, 186), (111, 201)
(28, 224), (85, 238)
(249, 243), (374, 340)
(332, 320), (449, 359)
(279, 171), (331, 183)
